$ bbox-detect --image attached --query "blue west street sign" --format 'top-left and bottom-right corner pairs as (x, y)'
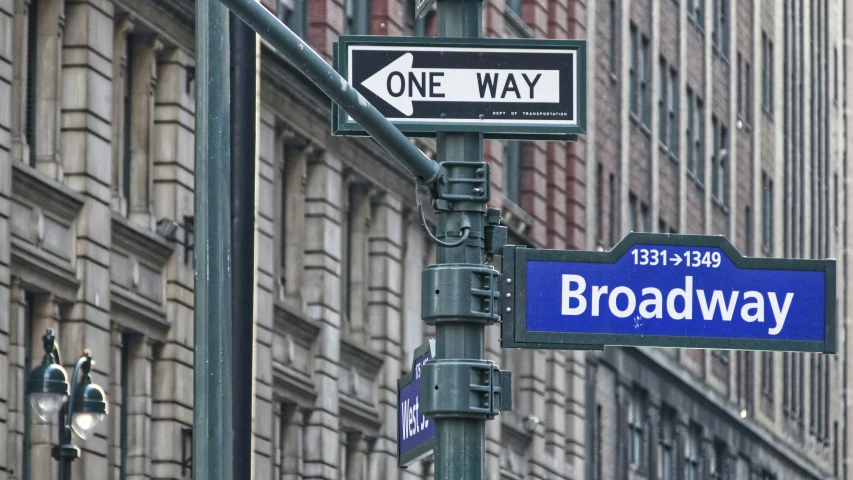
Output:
(333, 36), (586, 141)
(501, 233), (836, 353)
(397, 340), (436, 467)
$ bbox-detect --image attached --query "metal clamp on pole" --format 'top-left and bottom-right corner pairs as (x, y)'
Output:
(420, 360), (512, 420)
(421, 265), (502, 325)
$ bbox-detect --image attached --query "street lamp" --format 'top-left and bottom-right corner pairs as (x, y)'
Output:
(27, 329), (109, 480)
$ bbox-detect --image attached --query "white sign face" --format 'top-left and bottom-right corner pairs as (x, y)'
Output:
(334, 37), (586, 138)
(361, 53), (561, 116)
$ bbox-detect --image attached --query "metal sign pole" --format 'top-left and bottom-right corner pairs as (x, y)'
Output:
(194, 0), (234, 479)
(419, 1), (510, 479)
(432, 1), (486, 478)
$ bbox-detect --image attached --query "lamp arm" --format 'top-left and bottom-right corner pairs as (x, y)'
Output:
(51, 341), (62, 365)
(64, 354), (91, 433)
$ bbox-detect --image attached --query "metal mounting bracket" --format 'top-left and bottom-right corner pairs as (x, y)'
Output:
(421, 264), (502, 325)
(421, 359), (512, 420)
(433, 161), (490, 204)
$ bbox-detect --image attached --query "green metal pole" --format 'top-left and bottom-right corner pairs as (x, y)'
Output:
(194, 1), (234, 479)
(219, 0), (440, 183)
(433, 1), (487, 479)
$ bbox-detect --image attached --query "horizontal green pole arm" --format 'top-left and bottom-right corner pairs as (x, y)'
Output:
(220, 0), (441, 183)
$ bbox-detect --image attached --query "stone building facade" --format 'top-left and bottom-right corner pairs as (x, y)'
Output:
(0, 0), (848, 480)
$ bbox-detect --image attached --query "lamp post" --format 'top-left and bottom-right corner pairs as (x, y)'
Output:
(27, 329), (109, 480)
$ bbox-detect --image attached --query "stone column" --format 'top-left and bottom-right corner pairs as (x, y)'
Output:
(127, 35), (163, 229)
(125, 336), (154, 480)
(61, 1), (116, 477)
(302, 153), (344, 480)
(366, 193), (403, 478)
(0, 0), (13, 470)
(149, 44), (196, 480)
(32, 0), (65, 180)
(5, 279), (29, 480)
(564, 350), (587, 479)
(110, 14), (135, 216)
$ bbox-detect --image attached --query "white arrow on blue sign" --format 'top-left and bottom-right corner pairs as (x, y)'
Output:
(501, 233), (837, 353)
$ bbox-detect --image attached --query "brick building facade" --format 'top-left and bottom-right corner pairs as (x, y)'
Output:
(0, 0), (849, 479)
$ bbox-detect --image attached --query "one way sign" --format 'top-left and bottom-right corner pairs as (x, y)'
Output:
(333, 37), (586, 140)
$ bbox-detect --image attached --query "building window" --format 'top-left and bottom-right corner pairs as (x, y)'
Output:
(344, 0), (371, 35)
(596, 163), (605, 244)
(343, 184), (373, 343)
(660, 409), (675, 480)
(684, 424), (701, 480)
(686, 87), (694, 172)
(506, 0), (522, 16)
(609, 0), (618, 77)
(629, 24), (639, 117)
(503, 141), (522, 204)
(659, 57), (668, 146)
(693, 96), (704, 182)
(668, 68), (679, 156)
(628, 193), (638, 232)
(737, 52), (743, 116)
(627, 389), (645, 470)
(25, 0), (39, 165)
(640, 36), (651, 127)
(711, 119), (728, 206)
(278, 0), (307, 38)
(592, 404), (603, 480)
(713, 0), (728, 55)
(761, 172), (773, 255)
(783, 353), (804, 423)
(711, 116), (718, 197)
(710, 441), (727, 480)
(609, 173), (618, 246)
(744, 206), (753, 256)
(834, 48), (839, 104)
(277, 137), (308, 302)
(736, 350), (754, 414)
(761, 352), (774, 401)
(639, 203), (650, 232)
(762, 32), (773, 115)
(691, 0), (704, 28)
(278, 404), (306, 478)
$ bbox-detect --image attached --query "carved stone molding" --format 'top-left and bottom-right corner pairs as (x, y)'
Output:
(10, 162), (83, 301)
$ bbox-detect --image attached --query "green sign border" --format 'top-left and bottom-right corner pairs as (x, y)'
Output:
(501, 233), (837, 354)
(332, 36), (586, 141)
(397, 339), (436, 468)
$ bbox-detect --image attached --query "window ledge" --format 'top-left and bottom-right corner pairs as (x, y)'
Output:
(669, 151), (679, 164)
(712, 198), (730, 215)
(687, 172), (705, 190)
(641, 124), (652, 138)
(610, 72), (618, 85)
(503, 9), (534, 39)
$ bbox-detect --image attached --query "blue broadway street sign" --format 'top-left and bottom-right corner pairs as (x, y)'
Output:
(397, 339), (435, 467)
(501, 233), (836, 353)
